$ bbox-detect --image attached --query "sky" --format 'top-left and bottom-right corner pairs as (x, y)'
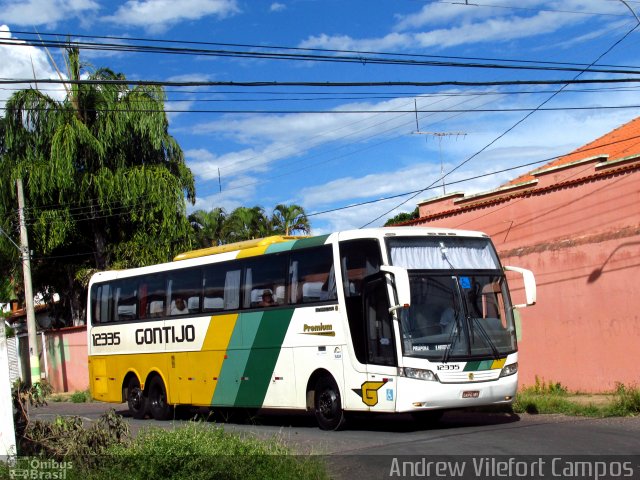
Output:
(1, 0), (640, 234)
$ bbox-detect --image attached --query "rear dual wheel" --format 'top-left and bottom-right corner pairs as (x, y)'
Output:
(147, 376), (173, 420)
(127, 377), (147, 419)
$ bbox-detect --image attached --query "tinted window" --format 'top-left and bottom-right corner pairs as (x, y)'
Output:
(91, 283), (112, 324)
(139, 274), (166, 318)
(169, 268), (202, 316)
(203, 263), (241, 312)
(114, 278), (138, 321)
(243, 254), (287, 308)
(340, 239), (382, 298)
(289, 245), (337, 304)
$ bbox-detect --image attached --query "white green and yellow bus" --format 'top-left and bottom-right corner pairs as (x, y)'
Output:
(87, 227), (536, 430)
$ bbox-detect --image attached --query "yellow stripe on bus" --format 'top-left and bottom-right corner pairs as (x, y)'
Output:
(178, 313), (239, 405)
(491, 358), (507, 369)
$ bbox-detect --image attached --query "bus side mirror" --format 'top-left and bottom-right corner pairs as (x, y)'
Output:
(379, 265), (411, 313)
(504, 266), (536, 308)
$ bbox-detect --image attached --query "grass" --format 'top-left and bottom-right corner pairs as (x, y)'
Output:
(0, 411), (328, 480)
(49, 389), (91, 403)
(75, 423), (328, 480)
(512, 379), (640, 417)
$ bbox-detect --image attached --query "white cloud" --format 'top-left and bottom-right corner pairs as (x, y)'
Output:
(413, 11), (578, 48)
(300, 1), (625, 52)
(0, 0), (99, 26)
(0, 26), (67, 111)
(270, 2), (286, 12)
(299, 32), (411, 52)
(104, 0), (240, 32)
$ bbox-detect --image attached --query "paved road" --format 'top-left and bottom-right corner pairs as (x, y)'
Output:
(28, 402), (640, 479)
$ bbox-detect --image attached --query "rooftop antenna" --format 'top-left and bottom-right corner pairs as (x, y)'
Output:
(412, 99), (466, 196)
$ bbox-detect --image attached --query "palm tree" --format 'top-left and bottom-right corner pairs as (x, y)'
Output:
(272, 204), (311, 236)
(224, 206), (271, 242)
(189, 208), (227, 247)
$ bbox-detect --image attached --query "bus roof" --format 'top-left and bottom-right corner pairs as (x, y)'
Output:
(173, 235), (308, 261)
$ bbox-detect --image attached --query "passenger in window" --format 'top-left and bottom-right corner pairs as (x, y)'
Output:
(259, 290), (277, 307)
(171, 296), (189, 315)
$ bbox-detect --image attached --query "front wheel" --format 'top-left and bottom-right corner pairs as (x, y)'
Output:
(314, 376), (346, 431)
(127, 376), (147, 419)
(147, 376), (172, 420)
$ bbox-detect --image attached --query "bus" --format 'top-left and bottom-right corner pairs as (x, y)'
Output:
(87, 227), (536, 430)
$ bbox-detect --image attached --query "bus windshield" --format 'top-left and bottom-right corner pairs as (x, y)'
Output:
(387, 236), (516, 361)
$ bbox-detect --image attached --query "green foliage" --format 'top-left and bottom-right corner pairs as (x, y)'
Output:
(189, 204), (312, 248)
(88, 424), (328, 480)
(527, 376), (568, 395)
(70, 390), (91, 403)
(384, 207), (419, 226)
(271, 204), (310, 236)
(512, 380), (639, 417)
(19, 410), (130, 467)
(0, 47), (196, 325)
(605, 383), (640, 416)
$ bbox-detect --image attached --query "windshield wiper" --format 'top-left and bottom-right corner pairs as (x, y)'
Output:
(442, 308), (462, 364)
(470, 317), (501, 361)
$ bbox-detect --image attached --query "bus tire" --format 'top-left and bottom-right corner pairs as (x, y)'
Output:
(147, 376), (172, 421)
(314, 376), (346, 431)
(127, 376), (147, 420)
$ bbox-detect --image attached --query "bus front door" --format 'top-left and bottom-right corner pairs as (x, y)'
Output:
(362, 276), (398, 412)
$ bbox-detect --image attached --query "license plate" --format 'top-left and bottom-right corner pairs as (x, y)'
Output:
(462, 390), (480, 398)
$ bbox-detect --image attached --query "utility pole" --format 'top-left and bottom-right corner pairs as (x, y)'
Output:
(16, 178), (41, 386)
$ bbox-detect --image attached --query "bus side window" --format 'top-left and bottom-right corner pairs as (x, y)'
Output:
(243, 254), (287, 309)
(139, 274), (166, 318)
(289, 245), (337, 305)
(115, 278), (138, 322)
(203, 263), (226, 312)
(168, 267), (203, 316)
(91, 284), (112, 324)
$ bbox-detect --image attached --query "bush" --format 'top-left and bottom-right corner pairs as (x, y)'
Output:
(70, 390), (90, 403)
(605, 383), (640, 416)
(20, 409), (130, 466)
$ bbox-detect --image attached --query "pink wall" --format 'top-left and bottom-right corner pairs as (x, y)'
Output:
(412, 161), (640, 392)
(44, 326), (89, 393)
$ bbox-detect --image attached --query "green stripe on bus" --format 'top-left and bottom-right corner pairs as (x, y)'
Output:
(234, 308), (295, 407)
(211, 311), (263, 406)
(291, 235), (329, 250)
(464, 360), (495, 371)
(265, 241), (297, 254)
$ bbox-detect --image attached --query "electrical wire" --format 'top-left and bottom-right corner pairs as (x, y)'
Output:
(359, 19), (640, 227)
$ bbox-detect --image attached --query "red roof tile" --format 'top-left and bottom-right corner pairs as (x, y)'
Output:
(505, 116), (640, 186)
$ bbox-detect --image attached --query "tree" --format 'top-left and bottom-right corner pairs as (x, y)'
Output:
(271, 204), (310, 236)
(0, 48), (195, 323)
(223, 206), (270, 242)
(188, 207), (227, 248)
(384, 207), (419, 226)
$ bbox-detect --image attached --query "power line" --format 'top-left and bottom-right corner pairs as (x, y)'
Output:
(3, 78), (640, 88)
(3, 104), (640, 115)
(308, 130), (640, 218)
(359, 15), (640, 227)
(6, 29), (640, 72)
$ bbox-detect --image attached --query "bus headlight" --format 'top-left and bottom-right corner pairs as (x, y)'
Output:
(500, 362), (518, 377)
(401, 367), (438, 382)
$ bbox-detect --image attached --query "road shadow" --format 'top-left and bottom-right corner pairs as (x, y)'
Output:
(178, 407), (521, 433)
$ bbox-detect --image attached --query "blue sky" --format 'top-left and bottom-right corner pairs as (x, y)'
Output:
(1, 0), (639, 234)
